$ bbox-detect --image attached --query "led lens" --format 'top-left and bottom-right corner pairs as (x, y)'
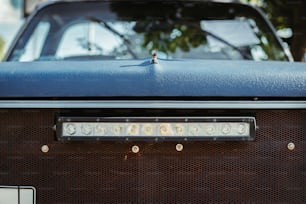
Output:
(95, 124), (107, 136)
(159, 123), (172, 136)
(113, 124), (124, 136)
(127, 123), (140, 136)
(81, 124), (93, 135)
(64, 123), (76, 136)
(175, 124), (185, 136)
(221, 124), (231, 135)
(142, 123), (154, 136)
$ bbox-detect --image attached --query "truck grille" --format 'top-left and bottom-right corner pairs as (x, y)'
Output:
(0, 109), (305, 203)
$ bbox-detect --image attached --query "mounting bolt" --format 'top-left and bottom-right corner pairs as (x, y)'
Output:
(41, 145), (49, 153)
(287, 142), (295, 151)
(132, 145), (140, 153)
(176, 143), (184, 152)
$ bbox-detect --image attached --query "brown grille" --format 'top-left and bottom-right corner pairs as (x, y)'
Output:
(0, 109), (305, 203)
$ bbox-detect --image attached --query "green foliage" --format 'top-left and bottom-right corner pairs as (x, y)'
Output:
(243, 0), (306, 61)
(242, 0), (290, 28)
(134, 21), (206, 54)
(110, 2), (209, 56)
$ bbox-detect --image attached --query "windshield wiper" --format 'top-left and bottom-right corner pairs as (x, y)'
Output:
(201, 29), (253, 60)
(86, 16), (137, 59)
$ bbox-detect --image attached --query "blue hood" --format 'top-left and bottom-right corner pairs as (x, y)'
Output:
(0, 59), (305, 98)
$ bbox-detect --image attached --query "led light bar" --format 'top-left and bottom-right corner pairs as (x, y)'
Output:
(57, 117), (256, 141)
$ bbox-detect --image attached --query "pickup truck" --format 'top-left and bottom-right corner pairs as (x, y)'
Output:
(0, 0), (305, 203)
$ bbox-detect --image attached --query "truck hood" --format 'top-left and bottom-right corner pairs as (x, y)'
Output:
(0, 59), (305, 98)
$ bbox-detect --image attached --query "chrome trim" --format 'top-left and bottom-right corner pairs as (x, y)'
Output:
(0, 100), (306, 109)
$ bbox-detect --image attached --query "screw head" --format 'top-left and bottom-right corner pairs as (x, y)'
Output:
(41, 145), (49, 153)
(176, 143), (184, 152)
(287, 142), (295, 151)
(132, 145), (140, 153)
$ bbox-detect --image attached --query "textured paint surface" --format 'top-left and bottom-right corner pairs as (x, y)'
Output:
(0, 59), (305, 97)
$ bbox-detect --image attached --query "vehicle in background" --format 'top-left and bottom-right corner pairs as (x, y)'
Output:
(0, 1), (305, 204)
(4, 0), (293, 62)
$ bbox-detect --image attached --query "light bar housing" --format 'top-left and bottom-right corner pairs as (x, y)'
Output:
(56, 117), (256, 141)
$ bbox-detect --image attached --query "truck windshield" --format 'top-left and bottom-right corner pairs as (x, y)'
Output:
(7, 1), (289, 61)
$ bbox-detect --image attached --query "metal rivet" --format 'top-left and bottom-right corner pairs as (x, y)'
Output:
(132, 145), (140, 153)
(176, 143), (184, 152)
(287, 142), (295, 151)
(41, 145), (49, 153)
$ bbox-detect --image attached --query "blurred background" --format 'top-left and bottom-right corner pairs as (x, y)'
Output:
(0, 0), (305, 61)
